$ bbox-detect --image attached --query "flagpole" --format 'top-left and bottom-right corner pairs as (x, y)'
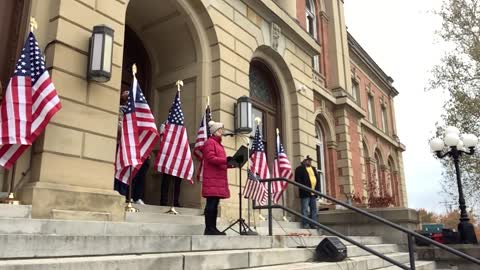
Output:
(124, 64), (140, 213)
(165, 80), (184, 216)
(276, 128), (289, 222)
(1, 164), (20, 205)
(1, 17), (38, 205)
(255, 119), (266, 221)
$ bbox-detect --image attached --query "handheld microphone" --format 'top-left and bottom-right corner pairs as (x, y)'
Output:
(222, 132), (235, 137)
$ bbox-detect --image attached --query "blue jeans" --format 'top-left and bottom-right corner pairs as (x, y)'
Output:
(300, 196), (318, 228)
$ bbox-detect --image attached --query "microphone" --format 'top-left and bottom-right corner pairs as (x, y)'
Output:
(222, 132), (235, 137)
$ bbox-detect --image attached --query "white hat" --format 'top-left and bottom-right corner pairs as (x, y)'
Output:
(209, 121), (224, 134)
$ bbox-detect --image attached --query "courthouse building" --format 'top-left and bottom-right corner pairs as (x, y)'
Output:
(0, 0), (407, 221)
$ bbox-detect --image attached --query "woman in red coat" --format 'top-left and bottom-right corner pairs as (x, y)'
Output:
(202, 121), (231, 235)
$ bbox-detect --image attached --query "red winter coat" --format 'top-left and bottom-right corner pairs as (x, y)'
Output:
(201, 135), (230, 199)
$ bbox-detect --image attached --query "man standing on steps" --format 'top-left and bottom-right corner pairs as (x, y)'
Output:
(295, 155), (321, 229)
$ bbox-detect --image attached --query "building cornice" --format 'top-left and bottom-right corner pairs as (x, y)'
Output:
(347, 32), (399, 97)
(243, 0), (321, 56)
(361, 119), (406, 151)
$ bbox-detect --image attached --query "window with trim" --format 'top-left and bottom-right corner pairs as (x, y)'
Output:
(306, 0), (317, 38)
(367, 95), (375, 124)
(381, 107), (388, 133)
(312, 55), (320, 73)
(351, 79), (359, 101)
(315, 123), (327, 194)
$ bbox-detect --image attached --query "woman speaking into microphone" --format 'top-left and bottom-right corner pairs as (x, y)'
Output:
(202, 121), (233, 235)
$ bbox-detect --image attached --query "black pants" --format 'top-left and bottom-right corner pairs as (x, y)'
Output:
(114, 159), (149, 202)
(204, 197), (220, 220)
(160, 174), (181, 206)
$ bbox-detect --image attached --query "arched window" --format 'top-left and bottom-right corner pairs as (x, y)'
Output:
(374, 152), (381, 196)
(315, 123), (326, 194)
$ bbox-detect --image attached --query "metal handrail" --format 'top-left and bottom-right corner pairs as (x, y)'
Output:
(253, 177), (480, 270)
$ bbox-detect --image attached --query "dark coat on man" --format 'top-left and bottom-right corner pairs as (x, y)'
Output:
(294, 163), (321, 198)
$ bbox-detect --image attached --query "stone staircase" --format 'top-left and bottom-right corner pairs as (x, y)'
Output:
(0, 204), (440, 269)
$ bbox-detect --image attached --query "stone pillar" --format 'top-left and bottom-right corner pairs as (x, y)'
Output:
(397, 151), (408, 207)
(324, 0), (351, 94)
(334, 108), (354, 201)
(17, 0), (128, 221)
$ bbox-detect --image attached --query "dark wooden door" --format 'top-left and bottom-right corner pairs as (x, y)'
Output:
(0, 0), (31, 97)
(249, 60), (281, 165)
(121, 25), (151, 101)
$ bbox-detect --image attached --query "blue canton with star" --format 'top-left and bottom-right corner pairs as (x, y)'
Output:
(14, 32), (46, 85)
(275, 141), (286, 158)
(167, 91), (185, 126)
(251, 125), (265, 153)
(123, 82), (147, 115)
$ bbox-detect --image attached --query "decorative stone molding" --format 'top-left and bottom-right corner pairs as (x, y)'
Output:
(271, 22), (281, 51)
(366, 82), (374, 97)
(380, 96), (387, 108)
(326, 141), (337, 149)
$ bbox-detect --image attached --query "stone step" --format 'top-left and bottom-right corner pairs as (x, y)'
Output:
(0, 204), (31, 218)
(125, 211), (212, 224)
(133, 204), (204, 216)
(378, 261), (437, 270)
(273, 235), (384, 248)
(0, 217), (327, 236)
(0, 247), (406, 270)
(0, 233), (397, 259)
(243, 256), (435, 270)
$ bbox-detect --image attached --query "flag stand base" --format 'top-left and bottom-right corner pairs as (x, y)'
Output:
(125, 200), (139, 212)
(258, 213), (267, 221)
(282, 215), (290, 222)
(0, 193), (20, 205)
(165, 206), (179, 215)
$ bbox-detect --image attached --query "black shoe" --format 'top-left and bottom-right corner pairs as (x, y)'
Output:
(213, 227), (226, 235)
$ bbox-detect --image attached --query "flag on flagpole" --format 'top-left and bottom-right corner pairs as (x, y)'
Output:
(115, 76), (159, 184)
(244, 169), (268, 204)
(155, 91), (194, 182)
(272, 131), (293, 203)
(0, 32), (61, 168)
(244, 124), (270, 205)
(193, 104), (211, 181)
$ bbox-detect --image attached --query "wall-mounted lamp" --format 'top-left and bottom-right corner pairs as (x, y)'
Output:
(235, 96), (253, 134)
(88, 25), (114, 82)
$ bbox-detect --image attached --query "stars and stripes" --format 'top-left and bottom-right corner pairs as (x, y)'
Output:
(155, 91), (194, 182)
(244, 169), (268, 205)
(115, 77), (159, 184)
(0, 32), (61, 168)
(272, 132), (293, 203)
(244, 124), (270, 205)
(193, 104), (211, 181)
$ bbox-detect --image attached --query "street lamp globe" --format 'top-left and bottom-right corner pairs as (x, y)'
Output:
(445, 126), (460, 135)
(429, 138), (444, 152)
(444, 133), (460, 147)
(463, 134), (479, 148)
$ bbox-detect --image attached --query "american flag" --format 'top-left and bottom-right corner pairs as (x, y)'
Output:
(193, 105), (211, 181)
(0, 32), (61, 169)
(154, 91), (194, 182)
(244, 169), (267, 205)
(115, 77), (159, 184)
(272, 132), (293, 203)
(244, 125), (270, 205)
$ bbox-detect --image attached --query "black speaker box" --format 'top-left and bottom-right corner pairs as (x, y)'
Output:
(315, 237), (347, 262)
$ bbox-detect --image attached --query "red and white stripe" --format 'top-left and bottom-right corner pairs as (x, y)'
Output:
(115, 78), (159, 184)
(0, 71), (61, 168)
(155, 123), (194, 182)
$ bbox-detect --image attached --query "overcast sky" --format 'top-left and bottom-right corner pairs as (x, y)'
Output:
(344, 1), (451, 213)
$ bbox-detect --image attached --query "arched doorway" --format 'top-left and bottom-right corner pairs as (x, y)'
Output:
(249, 60), (282, 164)
(122, 0), (213, 208)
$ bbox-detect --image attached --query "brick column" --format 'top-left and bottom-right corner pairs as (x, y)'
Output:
(17, 0), (128, 221)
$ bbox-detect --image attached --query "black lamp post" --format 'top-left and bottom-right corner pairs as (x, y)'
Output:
(430, 126), (479, 244)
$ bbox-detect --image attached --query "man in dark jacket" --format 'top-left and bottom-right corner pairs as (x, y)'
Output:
(295, 155), (321, 229)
